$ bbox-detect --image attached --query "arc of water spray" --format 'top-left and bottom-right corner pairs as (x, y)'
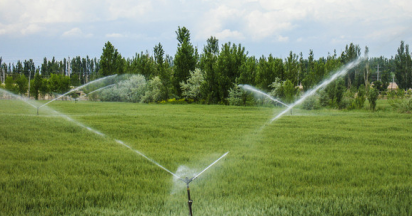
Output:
(186, 151), (229, 183)
(84, 84), (116, 96)
(239, 84), (289, 107)
(39, 74), (117, 109)
(270, 58), (362, 123)
(0, 89), (38, 109)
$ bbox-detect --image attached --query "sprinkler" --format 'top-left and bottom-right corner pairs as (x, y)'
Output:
(114, 139), (228, 215)
(176, 152), (229, 216)
(184, 177), (193, 216)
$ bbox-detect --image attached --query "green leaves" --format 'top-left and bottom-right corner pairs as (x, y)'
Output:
(99, 41), (124, 77)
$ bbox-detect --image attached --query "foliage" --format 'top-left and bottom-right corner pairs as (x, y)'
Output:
(101, 74), (147, 102)
(367, 87), (379, 111)
(39, 78), (49, 98)
(142, 76), (163, 103)
(216, 42), (247, 103)
(49, 74), (70, 95)
(32, 72), (42, 100)
(387, 89), (397, 99)
(228, 83), (243, 106)
(354, 85), (366, 109)
(5, 76), (16, 93)
(173, 26), (197, 97)
(99, 41), (125, 76)
(2, 27), (412, 107)
(199, 36), (220, 104)
(394, 41), (412, 90)
(388, 97), (412, 113)
(335, 78), (346, 108)
(339, 90), (355, 110)
(318, 90), (329, 107)
(373, 80), (387, 92)
(180, 68), (204, 101)
(269, 78), (298, 104)
(407, 89), (412, 98)
(15, 74), (28, 96)
(396, 88), (405, 99)
(302, 95), (320, 110)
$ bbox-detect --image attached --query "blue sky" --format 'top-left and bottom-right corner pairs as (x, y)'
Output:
(1, 0), (412, 66)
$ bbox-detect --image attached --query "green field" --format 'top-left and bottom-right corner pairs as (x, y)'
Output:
(1, 99), (411, 215)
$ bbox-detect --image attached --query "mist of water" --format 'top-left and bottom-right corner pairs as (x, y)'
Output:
(270, 58), (362, 123)
(191, 152), (229, 181)
(3, 77), (229, 187)
(239, 84), (289, 107)
(0, 88), (38, 109)
(39, 74), (117, 108)
(84, 84), (116, 96)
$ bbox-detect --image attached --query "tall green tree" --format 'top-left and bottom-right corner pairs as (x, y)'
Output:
(216, 42), (247, 102)
(395, 41), (412, 89)
(256, 55), (282, 91)
(15, 74), (28, 96)
(5, 76), (15, 93)
(32, 72), (42, 100)
(200, 36), (219, 103)
(239, 56), (257, 86)
(284, 51), (299, 85)
(99, 41), (125, 76)
(341, 43), (361, 88)
(154, 43), (172, 100)
(173, 26), (197, 97)
(126, 51), (156, 78)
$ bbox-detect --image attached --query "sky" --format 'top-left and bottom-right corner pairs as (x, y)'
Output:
(1, 0), (412, 66)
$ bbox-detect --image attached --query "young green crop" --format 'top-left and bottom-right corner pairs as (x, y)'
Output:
(1, 100), (411, 215)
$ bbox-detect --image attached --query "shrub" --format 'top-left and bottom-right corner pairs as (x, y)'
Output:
(319, 90), (329, 107)
(228, 84), (243, 106)
(142, 76), (162, 103)
(388, 97), (412, 113)
(355, 85), (366, 109)
(180, 68), (204, 102)
(302, 95), (320, 110)
(367, 88), (379, 111)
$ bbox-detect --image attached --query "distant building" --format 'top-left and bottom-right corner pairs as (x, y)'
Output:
(387, 82), (398, 90)
(296, 83), (304, 92)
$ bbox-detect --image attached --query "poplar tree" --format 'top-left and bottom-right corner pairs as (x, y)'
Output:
(32, 72), (42, 100)
(395, 41), (412, 89)
(173, 26), (197, 97)
(99, 41), (124, 76)
(200, 36), (219, 103)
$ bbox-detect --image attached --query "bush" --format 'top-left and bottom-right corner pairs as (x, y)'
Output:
(397, 88), (405, 99)
(228, 84), (243, 106)
(100, 74), (147, 102)
(142, 76), (162, 103)
(355, 85), (366, 109)
(367, 88), (379, 111)
(388, 97), (412, 113)
(338, 90), (355, 110)
(387, 90), (396, 99)
(319, 90), (329, 107)
(406, 89), (412, 98)
(302, 95), (320, 110)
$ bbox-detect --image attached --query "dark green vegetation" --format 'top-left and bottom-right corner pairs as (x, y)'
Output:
(1, 100), (411, 215)
(1, 29), (412, 105)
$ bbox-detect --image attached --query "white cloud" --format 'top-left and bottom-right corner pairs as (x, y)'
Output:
(20, 24), (45, 35)
(277, 35), (289, 42)
(195, 4), (245, 40)
(62, 28), (93, 38)
(106, 33), (125, 38)
(215, 29), (245, 40)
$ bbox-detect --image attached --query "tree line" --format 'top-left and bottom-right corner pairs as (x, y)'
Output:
(1, 26), (411, 105)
